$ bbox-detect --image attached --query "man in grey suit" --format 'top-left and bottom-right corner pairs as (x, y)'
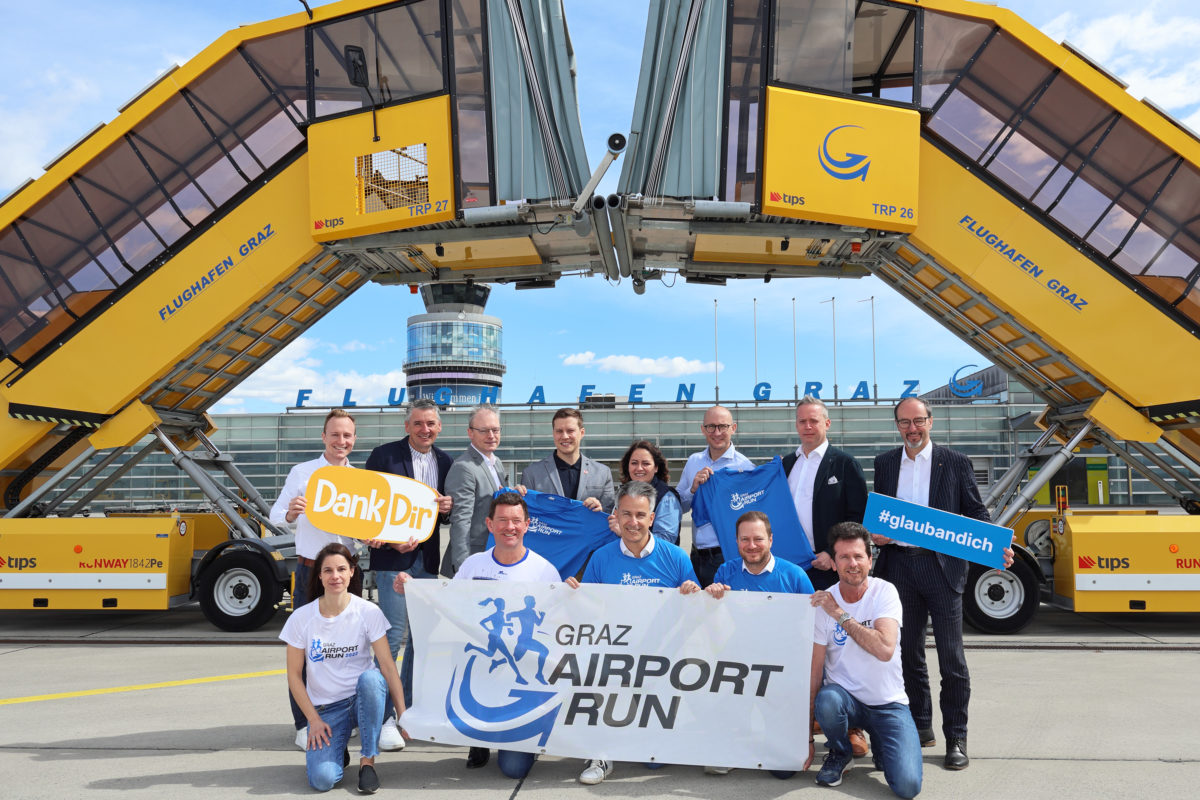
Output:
(440, 404), (507, 580)
(519, 407), (615, 512)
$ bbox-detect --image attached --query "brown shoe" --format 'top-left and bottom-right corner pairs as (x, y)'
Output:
(812, 720), (822, 736)
(849, 728), (869, 757)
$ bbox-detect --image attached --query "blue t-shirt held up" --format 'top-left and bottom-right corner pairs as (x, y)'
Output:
(581, 539), (698, 588)
(713, 556), (815, 594)
(489, 488), (613, 577)
(691, 457), (816, 569)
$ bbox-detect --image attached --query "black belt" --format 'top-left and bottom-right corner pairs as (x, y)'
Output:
(692, 546), (722, 558)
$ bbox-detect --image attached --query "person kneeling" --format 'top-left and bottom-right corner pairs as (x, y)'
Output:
(281, 544), (409, 794)
(806, 523), (922, 799)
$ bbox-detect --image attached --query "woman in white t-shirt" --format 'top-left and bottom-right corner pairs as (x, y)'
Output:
(281, 543), (408, 793)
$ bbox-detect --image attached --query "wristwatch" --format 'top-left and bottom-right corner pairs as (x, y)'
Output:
(837, 611), (853, 627)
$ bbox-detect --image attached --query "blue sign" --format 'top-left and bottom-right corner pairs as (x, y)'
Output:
(863, 492), (1011, 569)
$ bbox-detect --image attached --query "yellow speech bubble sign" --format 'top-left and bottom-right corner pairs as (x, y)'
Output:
(304, 465), (440, 543)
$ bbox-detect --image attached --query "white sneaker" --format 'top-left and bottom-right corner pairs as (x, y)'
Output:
(704, 766), (733, 775)
(579, 759), (613, 785)
(378, 719), (405, 751)
(294, 726), (307, 750)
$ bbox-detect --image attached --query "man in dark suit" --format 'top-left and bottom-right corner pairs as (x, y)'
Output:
(871, 397), (989, 772)
(782, 396), (868, 591)
(364, 397), (453, 745)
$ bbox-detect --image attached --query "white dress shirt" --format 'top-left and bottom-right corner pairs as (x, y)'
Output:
(410, 444), (438, 489)
(787, 439), (828, 550)
(470, 443), (503, 490)
(895, 441), (933, 547)
(269, 453), (355, 559)
(620, 535), (656, 559)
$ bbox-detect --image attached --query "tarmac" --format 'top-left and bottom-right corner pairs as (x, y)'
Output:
(2, 599), (1199, 800)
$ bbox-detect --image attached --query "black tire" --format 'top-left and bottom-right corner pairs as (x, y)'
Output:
(198, 550), (282, 632)
(963, 557), (1039, 634)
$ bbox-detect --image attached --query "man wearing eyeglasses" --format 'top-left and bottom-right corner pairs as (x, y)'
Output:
(871, 397), (989, 772)
(441, 405), (508, 589)
(677, 405), (754, 586)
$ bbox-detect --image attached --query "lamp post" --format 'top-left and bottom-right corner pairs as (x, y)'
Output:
(859, 295), (877, 402)
(792, 296), (798, 402)
(713, 298), (719, 403)
(821, 296), (838, 401)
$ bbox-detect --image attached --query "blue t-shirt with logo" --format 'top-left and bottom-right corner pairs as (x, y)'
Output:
(581, 539), (698, 588)
(713, 556), (815, 594)
(489, 488), (613, 577)
(692, 457), (816, 569)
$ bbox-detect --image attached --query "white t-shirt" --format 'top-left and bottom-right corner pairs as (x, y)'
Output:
(813, 578), (907, 706)
(453, 547), (561, 583)
(280, 593), (389, 706)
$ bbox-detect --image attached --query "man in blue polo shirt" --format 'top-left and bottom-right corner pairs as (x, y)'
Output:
(707, 510), (815, 595)
(705, 510), (814, 778)
(565, 481), (701, 784)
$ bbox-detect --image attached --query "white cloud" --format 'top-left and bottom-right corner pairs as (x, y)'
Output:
(211, 336), (407, 411)
(326, 339), (374, 354)
(562, 351), (722, 377)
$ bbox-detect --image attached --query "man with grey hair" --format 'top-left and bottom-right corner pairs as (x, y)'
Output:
(781, 396), (867, 592)
(363, 397), (454, 744)
(564, 480), (701, 784)
(441, 405), (508, 583)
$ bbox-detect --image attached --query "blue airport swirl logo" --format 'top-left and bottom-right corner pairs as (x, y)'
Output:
(818, 125), (871, 182)
(949, 365), (983, 398)
(445, 595), (562, 745)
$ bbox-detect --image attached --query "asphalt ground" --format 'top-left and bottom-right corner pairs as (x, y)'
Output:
(2, 599), (1199, 800)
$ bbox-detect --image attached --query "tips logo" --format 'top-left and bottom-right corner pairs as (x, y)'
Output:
(1078, 555), (1096, 569)
(446, 595), (561, 745)
(769, 190), (805, 206)
(818, 125), (871, 182)
(313, 217), (345, 231)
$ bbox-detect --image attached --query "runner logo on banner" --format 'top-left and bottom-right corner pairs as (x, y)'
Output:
(864, 492), (1012, 569)
(401, 580), (814, 770)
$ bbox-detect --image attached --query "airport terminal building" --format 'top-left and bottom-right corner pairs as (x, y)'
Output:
(99, 367), (1168, 514)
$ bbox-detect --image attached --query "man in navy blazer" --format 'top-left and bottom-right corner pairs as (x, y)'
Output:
(871, 397), (989, 772)
(781, 396), (868, 591)
(519, 407), (615, 512)
(364, 397), (453, 739)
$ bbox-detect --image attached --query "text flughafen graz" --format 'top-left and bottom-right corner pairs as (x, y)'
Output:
(294, 378), (930, 408)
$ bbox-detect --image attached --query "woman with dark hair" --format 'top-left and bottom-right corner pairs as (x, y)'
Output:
(616, 440), (682, 544)
(280, 543), (407, 794)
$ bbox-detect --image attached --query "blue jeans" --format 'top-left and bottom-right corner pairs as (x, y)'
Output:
(814, 682), (922, 799)
(306, 669), (388, 792)
(374, 561), (434, 713)
(497, 750), (535, 779)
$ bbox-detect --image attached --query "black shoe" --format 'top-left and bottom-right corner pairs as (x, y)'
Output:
(918, 727), (936, 748)
(343, 748), (351, 768)
(944, 738), (969, 770)
(466, 746), (490, 768)
(358, 763), (380, 794)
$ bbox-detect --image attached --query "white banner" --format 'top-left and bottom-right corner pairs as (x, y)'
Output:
(401, 580), (813, 771)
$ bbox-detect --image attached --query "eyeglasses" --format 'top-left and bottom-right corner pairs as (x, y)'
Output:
(470, 426), (501, 435)
(702, 423), (733, 433)
(896, 416), (930, 429)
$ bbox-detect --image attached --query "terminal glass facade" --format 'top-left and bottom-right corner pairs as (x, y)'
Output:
(76, 383), (1191, 517)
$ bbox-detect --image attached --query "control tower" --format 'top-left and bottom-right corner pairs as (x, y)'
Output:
(403, 284), (505, 405)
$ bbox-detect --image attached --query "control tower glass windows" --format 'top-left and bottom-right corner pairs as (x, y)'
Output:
(310, 0), (446, 120)
(405, 321), (503, 368)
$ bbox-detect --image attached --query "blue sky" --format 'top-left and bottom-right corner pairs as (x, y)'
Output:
(3, 1), (1198, 411)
